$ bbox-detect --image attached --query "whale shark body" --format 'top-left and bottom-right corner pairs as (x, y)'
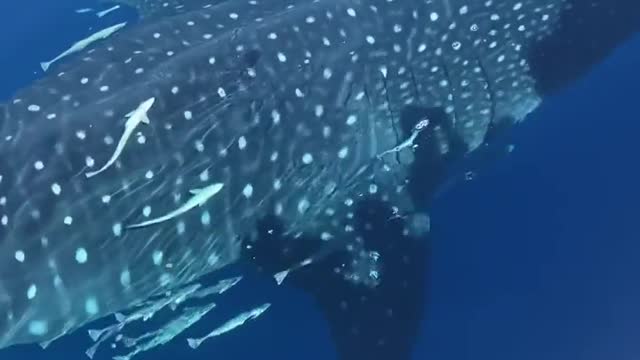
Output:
(0, 0), (638, 358)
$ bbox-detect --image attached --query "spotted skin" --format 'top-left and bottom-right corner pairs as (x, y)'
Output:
(0, 0), (637, 357)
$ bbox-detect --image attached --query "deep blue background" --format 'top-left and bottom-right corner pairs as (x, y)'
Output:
(0, 1), (639, 359)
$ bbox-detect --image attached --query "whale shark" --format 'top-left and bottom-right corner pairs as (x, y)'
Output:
(0, 0), (638, 359)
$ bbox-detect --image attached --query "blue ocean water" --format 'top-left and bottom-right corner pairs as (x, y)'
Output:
(0, 1), (638, 359)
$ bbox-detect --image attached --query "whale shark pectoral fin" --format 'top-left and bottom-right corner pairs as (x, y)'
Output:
(240, 105), (463, 358)
(245, 199), (429, 360)
(313, 199), (429, 360)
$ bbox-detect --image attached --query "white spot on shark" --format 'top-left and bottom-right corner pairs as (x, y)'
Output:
(120, 270), (131, 287)
(152, 251), (163, 266)
(85, 297), (99, 315)
(27, 284), (37, 299)
(242, 184), (254, 198)
(28, 321), (48, 336)
(15, 250), (25, 262)
(75, 248), (88, 264)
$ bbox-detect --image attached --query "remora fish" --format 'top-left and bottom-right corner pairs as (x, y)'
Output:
(0, 0), (638, 359)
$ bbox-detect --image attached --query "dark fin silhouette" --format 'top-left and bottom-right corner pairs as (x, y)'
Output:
(242, 106), (469, 359)
(529, 0), (640, 95)
(246, 199), (428, 360)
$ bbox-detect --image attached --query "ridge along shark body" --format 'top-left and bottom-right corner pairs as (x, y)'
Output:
(0, 0), (638, 359)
